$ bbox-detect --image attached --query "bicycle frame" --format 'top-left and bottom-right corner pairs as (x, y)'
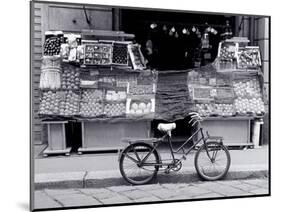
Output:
(139, 124), (209, 168)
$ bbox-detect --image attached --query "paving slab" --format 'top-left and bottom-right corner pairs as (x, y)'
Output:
(121, 189), (152, 200)
(249, 187), (269, 195)
(243, 178), (269, 188)
(34, 190), (62, 209)
(230, 182), (261, 192)
(53, 193), (102, 207)
(133, 196), (162, 202)
(87, 190), (117, 200)
(99, 195), (134, 204)
(146, 188), (179, 200)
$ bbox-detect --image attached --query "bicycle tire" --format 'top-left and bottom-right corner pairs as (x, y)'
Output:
(194, 141), (231, 181)
(119, 142), (160, 185)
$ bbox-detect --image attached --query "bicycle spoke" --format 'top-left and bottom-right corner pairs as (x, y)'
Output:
(124, 153), (139, 163)
(132, 147), (142, 162)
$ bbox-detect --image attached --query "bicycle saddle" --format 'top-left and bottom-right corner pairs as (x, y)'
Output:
(157, 123), (176, 132)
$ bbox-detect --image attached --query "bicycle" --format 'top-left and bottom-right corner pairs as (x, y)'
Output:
(119, 112), (231, 185)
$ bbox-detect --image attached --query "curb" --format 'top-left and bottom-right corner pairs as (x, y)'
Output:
(35, 166), (268, 190)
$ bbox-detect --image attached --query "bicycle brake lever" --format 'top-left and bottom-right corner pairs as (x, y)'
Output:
(192, 120), (198, 126)
(188, 119), (194, 124)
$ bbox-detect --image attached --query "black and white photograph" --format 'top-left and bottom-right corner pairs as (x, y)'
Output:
(30, 0), (270, 211)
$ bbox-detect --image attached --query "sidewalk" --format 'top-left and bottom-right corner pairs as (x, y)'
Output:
(34, 145), (269, 189)
(34, 178), (269, 210)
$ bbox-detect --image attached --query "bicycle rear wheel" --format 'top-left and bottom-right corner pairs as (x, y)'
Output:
(119, 142), (160, 185)
(195, 141), (231, 181)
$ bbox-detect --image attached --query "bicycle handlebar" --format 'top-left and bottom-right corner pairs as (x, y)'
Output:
(188, 112), (204, 126)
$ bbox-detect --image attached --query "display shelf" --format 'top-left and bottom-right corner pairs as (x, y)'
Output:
(77, 147), (123, 154)
(204, 116), (254, 121)
(82, 29), (135, 41)
(43, 147), (71, 157)
(201, 117), (252, 146)
(78, 120), (151, 152)
(41, 121), (70, 157)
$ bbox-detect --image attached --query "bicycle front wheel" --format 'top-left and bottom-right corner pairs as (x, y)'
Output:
(195, 141), (231, 181)
(119, 142), (160, 185)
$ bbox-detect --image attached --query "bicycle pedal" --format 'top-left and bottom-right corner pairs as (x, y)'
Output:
(164, 169), (170, 174)
(182, 155), (186, 160)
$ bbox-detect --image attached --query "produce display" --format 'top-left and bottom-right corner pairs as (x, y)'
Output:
(104, 103), (126, 117)
(58, 90), (80, 116)
(218, 42), (238, 70)
(215, 87), (234, 103)
(234, 97), (265, 115)
(61, 66), (80, 90)
(129, 84), (154, 95)
(196, 104), (213, 117)
(112, 42), (129, 65)
(233, 79), (261, 98)
(39, 91), (61, 115)
(98, 76), (116, 86)
(81, 89), (103, 102)
(128, 100), (153, 116)
(128, 44), (146, 70)
(84, 44), (112, 65)
(116, 75), (137, 86)
(60, 44), (70, 60)
(80, 89), (104, 117)
(233, 77), (265, 115)
(80, 102), (103, 117)
(39, 90), (79, 116)
(192, 87), (213, 101)
(238, 47), (261, 68)
(43, 37), (61, 56)
(219, 44), (236, 61)
(196, 103), (235, 117)
(213, 104), (235, 116)
(105, 90), (126, 101)
(99, 76), (116, 83)
(216, 72), (232, 86)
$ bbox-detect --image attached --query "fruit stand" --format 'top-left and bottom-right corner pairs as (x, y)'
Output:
(38, 30), (158, 155)
(186, 39), (265, 147)
(38, 31), (265, 155)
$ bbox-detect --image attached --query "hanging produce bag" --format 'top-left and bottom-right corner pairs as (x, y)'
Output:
(41, 55), (61, 69)
(39, 68), (61, 90)
(155, 70), (191, 121)
(39, 56), (62, 90)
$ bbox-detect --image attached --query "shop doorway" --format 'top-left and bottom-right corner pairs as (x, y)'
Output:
(65, 122), (82, 152)
(120, 9), (235, 70)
